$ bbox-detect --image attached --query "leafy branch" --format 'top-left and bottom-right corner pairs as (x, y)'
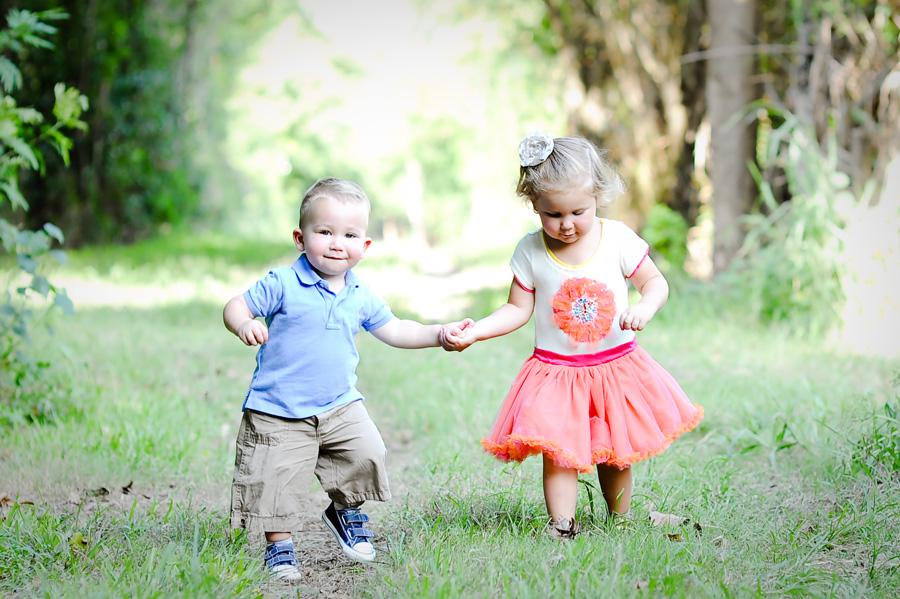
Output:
(1, 8), (87, 412)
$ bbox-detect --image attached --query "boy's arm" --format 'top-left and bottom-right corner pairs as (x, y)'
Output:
(224, 294), (269, 346)
(369, 318), (447, 349)
(442, 278), (535, 351)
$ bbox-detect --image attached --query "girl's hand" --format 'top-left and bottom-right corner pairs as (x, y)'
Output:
(621, 257), (668, 332)
(237, 319), (269, 346)
(440, 318), (476, 352)
(619, 303), (657, 332)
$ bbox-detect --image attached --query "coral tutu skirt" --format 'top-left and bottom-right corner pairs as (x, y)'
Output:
(481, 340), (703, 473)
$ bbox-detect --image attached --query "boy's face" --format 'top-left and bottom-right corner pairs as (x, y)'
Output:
(293, 195), (371, 284)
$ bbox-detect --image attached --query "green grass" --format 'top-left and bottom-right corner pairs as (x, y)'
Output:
(1, 234), (899, 598)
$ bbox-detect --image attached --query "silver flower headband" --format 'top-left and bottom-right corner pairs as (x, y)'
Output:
(518, 131), (554, 167)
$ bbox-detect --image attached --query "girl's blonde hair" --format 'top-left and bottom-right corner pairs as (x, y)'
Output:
(516, 137), (625, 208)
(299, 177), (370, 227)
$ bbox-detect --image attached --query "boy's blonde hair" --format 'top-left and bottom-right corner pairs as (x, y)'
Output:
(299, 177), (371, 227)
(516, 137), (625, 208)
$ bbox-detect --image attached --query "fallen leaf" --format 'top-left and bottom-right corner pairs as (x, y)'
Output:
(0, 492), (11, 506)
(666, 533), (683, 542)
(693, 521), (702, 533)
(85, 487), (109, 497)
(649, 510), (689, 527)
(713, 536), (726, 547)
(121, 482), (150, 499)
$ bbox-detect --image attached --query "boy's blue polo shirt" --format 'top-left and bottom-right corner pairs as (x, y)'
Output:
(242, 254), (394, 419)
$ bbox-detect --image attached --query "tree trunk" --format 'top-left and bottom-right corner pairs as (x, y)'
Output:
(672, 0), (707, 227)
(707, 0), (757, 274)
(541, 0), (692, 229)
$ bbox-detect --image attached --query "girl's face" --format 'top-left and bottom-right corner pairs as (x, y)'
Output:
(533, 183), (598, 246)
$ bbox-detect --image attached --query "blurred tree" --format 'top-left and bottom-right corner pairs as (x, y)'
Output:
(535, 0), (705, 230)
(753, 0), (899, 203)
(0, 0), (291, 245)
(506, 0), (898, 274)
(723, 0), (900, 336)
(708, 0), (758, 273)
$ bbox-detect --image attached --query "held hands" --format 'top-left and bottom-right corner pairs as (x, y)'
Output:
(439, 318), (476, 352)
(236, 319), (269, 346)
(619, 303), (657, 332)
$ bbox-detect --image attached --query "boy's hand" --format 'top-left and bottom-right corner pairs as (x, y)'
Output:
(440, 318), (476, 352)
(237, 319), (269, 346)
(619, 303), (657, 332)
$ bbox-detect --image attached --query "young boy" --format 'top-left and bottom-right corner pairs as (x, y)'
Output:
(224, 177), (465, 581)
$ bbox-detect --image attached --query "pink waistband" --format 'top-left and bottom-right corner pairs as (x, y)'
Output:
(532, 339), (636, 366)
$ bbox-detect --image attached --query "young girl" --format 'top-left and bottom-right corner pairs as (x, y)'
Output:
(441, 132), (703, 538)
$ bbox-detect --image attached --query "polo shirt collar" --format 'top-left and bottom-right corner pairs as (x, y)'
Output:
(292, 254), (360, 289)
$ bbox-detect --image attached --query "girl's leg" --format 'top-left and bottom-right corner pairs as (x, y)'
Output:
(542, 454), (579, 520)
(266, 532), (291, 542)
(597, 464), (632, 514)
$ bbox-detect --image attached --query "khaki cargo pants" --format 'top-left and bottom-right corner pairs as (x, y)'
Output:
(230, 400), (390, 532)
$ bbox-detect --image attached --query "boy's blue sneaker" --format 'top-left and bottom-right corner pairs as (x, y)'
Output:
(322, 502), (376, 562)
(264, 538), (303, 581)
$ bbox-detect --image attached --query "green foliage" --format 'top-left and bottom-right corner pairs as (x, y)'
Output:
(0, 8), (84, 424)
(409, 115), (472, 246)
(851, 394), (900, 481)
(721, 105), (875, 336)
(640, 203), (688, 274)
(0, 500), (262, 597)
(7, 0), (225, 243)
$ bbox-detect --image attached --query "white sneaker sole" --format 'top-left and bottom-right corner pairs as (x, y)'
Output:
(270, 564), (303, 581)
(322, 511), (376, 562)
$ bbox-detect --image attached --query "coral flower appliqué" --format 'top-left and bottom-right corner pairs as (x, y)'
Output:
(551, 277), (615, 346)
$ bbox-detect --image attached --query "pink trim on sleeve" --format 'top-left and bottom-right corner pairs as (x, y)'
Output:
(626, 247), (650, 279)
(513, 274), (535, 293)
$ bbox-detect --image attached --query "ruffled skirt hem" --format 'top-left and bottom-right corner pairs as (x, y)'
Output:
(482, 405), (704, 472)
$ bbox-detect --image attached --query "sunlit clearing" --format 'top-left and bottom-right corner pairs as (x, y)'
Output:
(224, 0), (560, 247)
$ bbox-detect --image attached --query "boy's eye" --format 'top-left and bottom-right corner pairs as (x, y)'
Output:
(574, 210), (586, 215)
(318, 230), (331, 236)
(345, 233), (357, 239)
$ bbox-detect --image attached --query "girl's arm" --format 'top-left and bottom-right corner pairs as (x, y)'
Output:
(619, 257), (669, 331)
(369, 318), (474, 349)
(442, 278), (535, 351)
(224, 294), (269, 346)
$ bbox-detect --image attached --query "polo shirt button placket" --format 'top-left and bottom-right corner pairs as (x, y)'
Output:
(320, 282), (340, 330)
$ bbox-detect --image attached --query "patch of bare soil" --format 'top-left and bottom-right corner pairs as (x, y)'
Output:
(0, 433), (419, 599)
(253, 431), (420, 599)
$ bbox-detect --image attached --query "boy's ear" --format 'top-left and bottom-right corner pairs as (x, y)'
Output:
(293, 228), (304, 252)
(361, 237), (372, 256)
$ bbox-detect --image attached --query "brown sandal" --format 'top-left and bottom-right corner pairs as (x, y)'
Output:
(548, 517), (579, 539)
